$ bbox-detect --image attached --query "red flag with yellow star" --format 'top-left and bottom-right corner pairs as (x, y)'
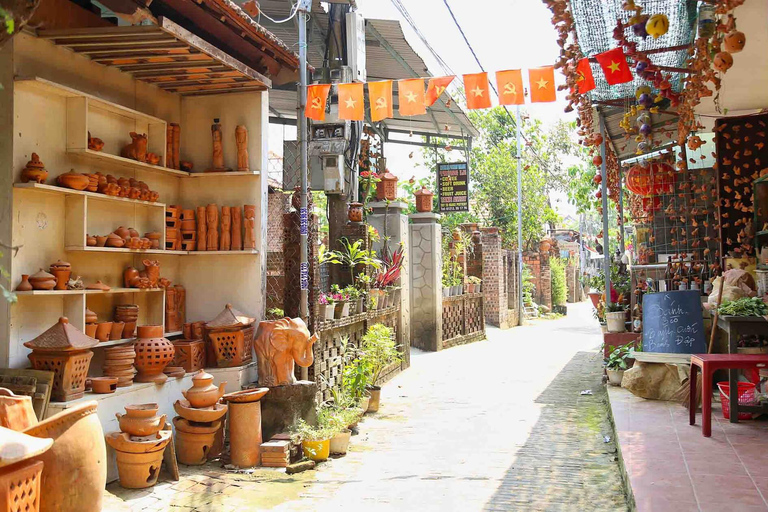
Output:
(574, 58), (596, 94)
(594, 47), (632, 85)
(368, 80), (393, 122)
(305, 83), (331, 121)
(528, 66), (556, 103)
(425, 76), (454, 106)
(338, 82), (364, 121)
(463, 72), (491, 110)
(398, 78), (426, 117)
(496, 69), (524, 106)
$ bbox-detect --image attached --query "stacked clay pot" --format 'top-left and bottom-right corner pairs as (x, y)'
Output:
(49, 259), (72, 290)
(103, 344), (137, 387)
(173, 371), (227, 465)
(133, 325), (174, 383)
(105, 403), (172, 489)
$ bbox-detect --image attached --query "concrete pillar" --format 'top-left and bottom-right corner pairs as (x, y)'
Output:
(367, 201), (411, 368)
(482, 228), (509, 328)
(409, 213), (442, 351)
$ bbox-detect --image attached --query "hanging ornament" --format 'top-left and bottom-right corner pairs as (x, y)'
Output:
(638, 93), (653, 109)
(636, 112), (650, 127)
(593, 173), (602, 185)
(714, 51), (734, 72)
(724, 31), (746, 53)
(637, 141), (650, 154)
(630, 15), (650, 39)
(639, 123), (652, 136)
(646, 14), (669, 39)
(635, 85), (651, 100)
(593, 155), (603, 166)
(595, 189), (602, 199)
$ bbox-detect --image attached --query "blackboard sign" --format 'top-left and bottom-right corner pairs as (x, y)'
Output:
(642, 290), (706, 354)
(437, 162), (469, 212)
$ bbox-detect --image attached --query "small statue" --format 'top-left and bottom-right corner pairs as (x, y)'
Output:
(196, 206), (207, 251)
(120, 132), (148, 163)
(243, 205), (256, 249)
(220, 206), (231, 251)
(139, 259), (161, 288)
(231, 206), (242, 250)
(87, 132), (104, 152)
(253, 317), (318, 387)
(166, 125), (174, 168)
(206, 204), (219, 251)
(235, 125), (249, 172)
(21, 153), (48, 183)
(211, 119), (225, 171)
(172, 124), (181, 169)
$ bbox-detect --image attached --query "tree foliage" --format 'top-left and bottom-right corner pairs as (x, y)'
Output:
(550, 257), (567, 306)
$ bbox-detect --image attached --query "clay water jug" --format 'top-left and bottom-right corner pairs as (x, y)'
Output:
(182, 370), (226, 408)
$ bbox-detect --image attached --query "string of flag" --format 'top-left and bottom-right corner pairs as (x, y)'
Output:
(305, 46), (635, 122)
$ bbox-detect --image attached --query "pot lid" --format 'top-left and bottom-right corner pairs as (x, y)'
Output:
(50, 259), (71, 269)
(380, 171), (398, 182)
(24, 153), (45, 170)
(414, 187), (433, 196)
(0, 427), (53, 469)
(86, 280), (111, 291)
(107, 233), (122, 240)
(23, 317), (99, 351)
(206, 303), (255, 329)
(191, 370), (214, 383)
(30, 269), (55, 281)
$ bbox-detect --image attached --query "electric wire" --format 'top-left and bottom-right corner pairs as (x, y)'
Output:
(259, 0), (300, 24)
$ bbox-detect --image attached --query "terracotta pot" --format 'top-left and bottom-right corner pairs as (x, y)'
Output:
(89, 377), (118, 394)
(85, 323), (97, 338)
(16, 274), (33, 292)
(122, 321), (137, 339)
(106, 234), (125, 248)
(0, 388), (37, 430)
(21, 153), (48, 183)
(114, 226), (131, 240)
(56, 170), (90, 191)
(105, 431), (171, 489)
(367, 386), (381, 412)
(181, 370), (226, 408)
(29, 269), (56, 290)
(173, 417), (221, 466)
(302, 439), (330, 462)
(110, 321), (125, 341)
(116, 406), (166, 437)
(23, 401), (107, 512)
(124, 267), (140, 288)
(50, 269), (71, 290)
(95, 322), (112, 342)
(330, 429), (351, 455)
(173, 400), (227, 423)
(85, 308), (98, 324)
(347, 202), (364, 222)
(95, 236), (108, 247)
(227, 399), (262, 468)
(134, 326), (174, 383)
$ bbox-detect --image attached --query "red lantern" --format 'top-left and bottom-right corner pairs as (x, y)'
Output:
(593, 155), (603, 166)
(625, 163), (653, 196)
(595, 189), (602, 199)
(593, 173), (602, 184)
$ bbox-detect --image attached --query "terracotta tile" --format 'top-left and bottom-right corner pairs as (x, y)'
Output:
(691, 474), (766, 507)
(698, 504), (768, 512)
(629, 473), (697, 503)
(685, 455), (747, 476)
(634, 497), (699, 512)
(627, 457), (687, 479)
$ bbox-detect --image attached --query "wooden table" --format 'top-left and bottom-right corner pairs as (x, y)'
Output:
(716, 315), (767, 353)
(689, 353), (768, 436)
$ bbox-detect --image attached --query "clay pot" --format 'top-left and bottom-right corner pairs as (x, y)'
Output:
(181, 370), (226, 408)
(145, 232), (161, 241)
(95, 235), (108, 247)
(23, 401), (107, 512)
(114, 227), (131, 240)
(50, 269), (71, 291)
(89, 377), (117, 394)
(105, 431), (171, 489)
(110, 321), (125, 341)
(85, 308), (98, 324)
(85, 323), (97, 338)
(86, 281), (111, 291)
(223, 388), (268, 468)
(29, 269), (56, 290)
(134, 325), (174, 383)
(164, 366), (185, 378)
(95, 322), (113, 342)
(173, 399), (228, 423)
(127, 237), (141, 249)
(122, 322), (137, 339)
(56, 170), (90, 191)
(124, 267), (140, 288)
(16, 274), (33, 292)
(724, 30), (746, 53)
(86, 235), (97, 246)
(173, 417), (221, 466)
(714, 51), (734, 72)
(20, 153), (48, 183)
(0, 388), (38, 430)
(116, 405), (166, 437)
(106, 233), (125, 248)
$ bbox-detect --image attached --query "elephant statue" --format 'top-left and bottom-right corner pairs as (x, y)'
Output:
(254, 317), (318, 387)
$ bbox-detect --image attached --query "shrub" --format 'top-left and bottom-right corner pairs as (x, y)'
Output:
(550, 257), (567, 306)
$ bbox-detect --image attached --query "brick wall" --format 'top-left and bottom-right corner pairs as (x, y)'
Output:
(481, 228), (509, 328)
(268, 191), (288, 252)
(523, 251), (552, 311)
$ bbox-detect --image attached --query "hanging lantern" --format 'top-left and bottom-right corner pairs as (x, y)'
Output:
(375, 171), (399, 201)
(646, 13), (669, 39)
(593, 173), (602, 185)
(593, 155), (603, 166)
(626, 163), (653, 196)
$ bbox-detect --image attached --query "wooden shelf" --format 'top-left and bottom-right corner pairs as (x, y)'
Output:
(187, 171), (260, 177)
(16, 289), (87, 296)
(14, 183), (165, 207)
(66, 246), (183, 255)
(186, 250), (259, 255)
(93, 287), (165, 294)
(68, 148), (188, 178)
(93, 337), (136, 348)
(16, 287), (164, 296)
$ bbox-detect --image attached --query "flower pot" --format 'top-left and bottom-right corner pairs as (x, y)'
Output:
(357, 298), (364, 313)
(606, 312), (626, 333)
(324, 304), (336, 321)
(476, 284), (481, 293)
(330, 429), (352, 455)
(95, 322), (112, 342)
(367, 386), (381, 413)
(442, 287), (450, 298)
(105, 431), (172, 489)
(466, 283), (475, 293)
(359, 395), (370, 412)
(173, 417), (222, 466)
(302, 438), (330, 462)
(457, 285), (464, 295)
(588, 292), (601, 309)
(335, 301), (349, 319)
(224, 396), (264, 468)
(606, 369), (624, 387)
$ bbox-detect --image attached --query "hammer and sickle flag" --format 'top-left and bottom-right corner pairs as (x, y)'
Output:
(305, 83), (331, 121)
(574, 58), (595, 94)
(495, 69), (524, 106)
(368, 80), (393, 122)
(425, 76), (454, 106)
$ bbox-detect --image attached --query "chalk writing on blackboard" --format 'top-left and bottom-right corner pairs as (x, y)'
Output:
(642, 291), (706, 354)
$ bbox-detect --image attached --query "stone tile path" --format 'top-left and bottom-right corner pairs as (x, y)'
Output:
(106, 302), (627, 511)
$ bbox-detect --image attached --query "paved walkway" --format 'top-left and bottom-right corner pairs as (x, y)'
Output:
(106, 302), (628, 511)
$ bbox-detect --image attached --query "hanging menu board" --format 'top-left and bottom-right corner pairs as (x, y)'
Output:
(642, 290), (706, 354)
(437, 162), (469, 213)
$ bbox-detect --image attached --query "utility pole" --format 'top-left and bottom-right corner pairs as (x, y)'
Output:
(599, 115), (611, 309)
(297, 0), (311, 380)
(516, 106), (524, 325)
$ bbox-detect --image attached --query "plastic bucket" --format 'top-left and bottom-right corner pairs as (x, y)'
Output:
(717, 381), (756, 420)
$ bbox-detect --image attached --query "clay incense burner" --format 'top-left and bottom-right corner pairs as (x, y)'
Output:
(20, 153), (48, 183)
(181, 370), (226, 408)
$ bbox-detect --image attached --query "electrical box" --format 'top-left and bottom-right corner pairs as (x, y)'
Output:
(322, 154), (344, 194)
(345, 12), (366, 83)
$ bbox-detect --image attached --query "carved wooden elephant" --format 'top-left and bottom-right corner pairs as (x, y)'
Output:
(254, 317), (318, 387)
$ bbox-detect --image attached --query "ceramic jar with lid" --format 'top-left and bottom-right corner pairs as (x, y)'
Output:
(49, 260), (72, 291)
(20, 153), (48, 183)
(29, 269), (56, 290)
(181, 370), (226, 408)
(56, 169), (90, 191)
(133, 325), (174, 383)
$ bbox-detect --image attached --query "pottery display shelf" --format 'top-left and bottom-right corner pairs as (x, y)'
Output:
(15, 77), (262, 179)
(15, 287), (166, 296)
(13, 182), (165, 206)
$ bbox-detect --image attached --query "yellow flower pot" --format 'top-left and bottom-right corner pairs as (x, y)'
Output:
(302, 439), (330, 461)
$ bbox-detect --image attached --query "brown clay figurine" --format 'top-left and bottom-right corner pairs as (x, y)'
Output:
(220, 206), (231, 251)
(139, 260), (160, 288)
(235, 125), (249, 172)
(231, 206), (242, 250)
(180, 161), (194, 172)
(211, 119), (225, 171)
(253, 318), (317, 387)
(206, 204), (219, 251)
(87, 132), (104, 152)
(146, 153), (161, 166)
(166, 125), (174, 168)
(244, 205), (256, 249)
(20, 153), (48, 183)
(172, 123), (181, 169)
(121, 132), (148, 163)
(196, 206), (207, 251)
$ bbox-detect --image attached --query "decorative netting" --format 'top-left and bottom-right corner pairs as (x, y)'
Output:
(570, 0), (698, 101)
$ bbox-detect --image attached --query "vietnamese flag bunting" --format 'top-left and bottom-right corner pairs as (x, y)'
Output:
(398, 78), (426, 117)
(528, 66), (556, 103)
(496, 69), (524, 105)
(305, 83), (331, 121)
(425, 76), (454, 106)
(368, 80), (393, 122)
(338, 82), (364, 121)
(594, 47), (633, 85)
(463, 72), (491, 110)
(574, 58), (596, 94)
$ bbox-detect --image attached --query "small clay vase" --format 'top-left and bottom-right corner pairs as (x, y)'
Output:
(56, 169), (90, 191)
(110, 322), (125, 341)
(116, 404), (166, 437)
(28, 269), (56, 290)
(106, 233), (125, 248)
(85, 308), (98, 324)
(20, 153), (48, 184)
(50, 264), (72, 291)
(16, 274), (33, 292)
(181, 370), (226, 408)
(114, 227), (131, 241)
(95, 235), (108, 247)
(133, 325), (174, 383)
(86, 235), (97, 246)
(85, 323), (97, 338)
(122, 322), (136, 339)
(124, 267), (140, 288)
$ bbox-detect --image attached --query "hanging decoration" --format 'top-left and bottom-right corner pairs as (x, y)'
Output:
(425, 76), (455, 106)
(495, 69), (525, 106)
(574, 58), (595, 94)
(368, 80), (393, 122)
(463, 72), (492, 110)
(337, 82), (364, 121)
(528, 66), (557, 103)
(398, 78), (427, 117)
(305, 83), (331, 121)
(594, 47), (634, 85)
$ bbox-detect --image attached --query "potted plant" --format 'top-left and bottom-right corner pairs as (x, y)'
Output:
(342, 345), (372, 412)
(290, 419), (334, 462)
(605, 343), (634, 386)
(466, 276), (481, 293)
(330, 285), (350, 319)
(318, 294), (333, 322)
(266, 307), (284, 320)
(360, 324), (402, 413)
(321, 293), (336, 321)
(605, 303), (627, 333)
(372, 243), (405, 309)
(343, 285), (361, 315)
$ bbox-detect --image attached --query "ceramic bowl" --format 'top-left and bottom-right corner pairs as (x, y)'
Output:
(89, 377), (118, 394)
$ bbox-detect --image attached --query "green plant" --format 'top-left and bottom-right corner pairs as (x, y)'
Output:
(332, 238), (381, 285)
(467, 276), (481, 285)
(360, 324), (402, 386)
(523, 264), (535, 305)
(550, 257), (567, 306)
(604, 342), (635, 371)
(718, 297), (768, 317)
(606, 302), (627, 313)
(266, 307), (284, 319)
(289, 418), (335, 443)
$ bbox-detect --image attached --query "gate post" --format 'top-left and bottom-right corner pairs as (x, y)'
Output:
(408, 212), (442, 351)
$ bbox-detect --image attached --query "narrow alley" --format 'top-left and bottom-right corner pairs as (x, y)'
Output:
(107, 302), (628, 511)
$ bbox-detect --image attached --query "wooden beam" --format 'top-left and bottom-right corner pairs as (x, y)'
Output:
(116, 60), (220, 72)
(37, 25), (162, 38)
